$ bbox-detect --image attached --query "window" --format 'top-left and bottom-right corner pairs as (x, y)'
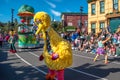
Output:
(91, 23), (96, 33)
(91, 3), (96, 15)
(99, 22), (105, 29)
(67, 22), (73, 26)
(100, 1), (105, 13)
(113, 0), (118, 11)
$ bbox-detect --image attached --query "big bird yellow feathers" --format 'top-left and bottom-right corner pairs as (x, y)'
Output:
(34, 11), (72, 80)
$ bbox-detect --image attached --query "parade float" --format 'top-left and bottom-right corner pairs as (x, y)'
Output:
(17, 5), (40, 48)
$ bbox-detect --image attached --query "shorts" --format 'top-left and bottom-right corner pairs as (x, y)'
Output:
(96, 47), (105, 54)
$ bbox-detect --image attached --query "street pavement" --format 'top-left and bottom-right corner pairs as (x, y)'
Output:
(0, 42), (120, 80)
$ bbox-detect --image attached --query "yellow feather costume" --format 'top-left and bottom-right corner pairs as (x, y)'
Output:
(34, 12), (73, 70)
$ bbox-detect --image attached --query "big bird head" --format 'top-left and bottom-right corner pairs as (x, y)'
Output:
(34, 12), (51, 35)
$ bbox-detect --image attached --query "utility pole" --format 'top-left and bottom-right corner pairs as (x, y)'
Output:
(62, 19), (65, 32)
(80, 6), (83, 28)
(11, 8), (14, 30)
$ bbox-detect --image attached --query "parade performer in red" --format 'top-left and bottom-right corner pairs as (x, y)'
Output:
(8, 30), (17, 53)
(34, 12), (73, 80)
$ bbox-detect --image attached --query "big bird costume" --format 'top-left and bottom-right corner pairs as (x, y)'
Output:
(34, 12), (73, 80)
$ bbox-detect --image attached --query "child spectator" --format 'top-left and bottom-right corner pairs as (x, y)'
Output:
(112, 33), (118, 44)
(109, 44), (116, 56)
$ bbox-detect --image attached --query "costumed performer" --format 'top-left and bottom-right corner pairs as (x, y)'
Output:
(8, 29), (17, 53)
(34, 11), (73, 80)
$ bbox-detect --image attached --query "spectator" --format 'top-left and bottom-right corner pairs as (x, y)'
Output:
(109, 44), (116, 56)
(0, 33), (3, 47)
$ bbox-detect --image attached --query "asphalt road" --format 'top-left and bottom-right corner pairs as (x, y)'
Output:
(0, 43), (120, 80)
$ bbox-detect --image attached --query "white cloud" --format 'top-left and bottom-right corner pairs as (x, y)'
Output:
(51, 9), (61, 16)
(45, 1), (56, 8)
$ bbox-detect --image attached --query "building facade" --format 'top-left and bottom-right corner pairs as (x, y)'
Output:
(88, 0), (120, 33)
(61, 12), (88, 32)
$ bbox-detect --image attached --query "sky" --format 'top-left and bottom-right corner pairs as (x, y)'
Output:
(0, 0), (88, 23)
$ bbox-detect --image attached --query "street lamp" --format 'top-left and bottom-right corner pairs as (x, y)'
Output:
(80, 6), (83, 28)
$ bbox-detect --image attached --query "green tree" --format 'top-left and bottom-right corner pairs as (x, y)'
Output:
(14, 18), (19, 31)
(0, 22), (4, 32)
(3, 21), (11, 31)
(51, 21), (63, 32)
(14, 18), (18, 26)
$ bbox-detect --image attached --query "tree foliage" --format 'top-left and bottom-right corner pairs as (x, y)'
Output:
(51, 21), (63, 32)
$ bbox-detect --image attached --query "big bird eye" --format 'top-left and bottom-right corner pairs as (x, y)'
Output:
(35, 19), (42, 25)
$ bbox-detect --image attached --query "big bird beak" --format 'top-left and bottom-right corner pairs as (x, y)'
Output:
(35, 23), (43, 35)
(35, 23), (47, 40)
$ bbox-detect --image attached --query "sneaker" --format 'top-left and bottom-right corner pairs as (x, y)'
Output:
(115, 55), (118, 57)
(86, 50), (88, 52)
(9, 50), (13, 52)
(12, 50), (17, 53)
(72, 47), (74, 50)
(104, 61), (108, 64)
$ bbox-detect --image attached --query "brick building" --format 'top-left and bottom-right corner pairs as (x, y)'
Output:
(61, 12), (88, 32)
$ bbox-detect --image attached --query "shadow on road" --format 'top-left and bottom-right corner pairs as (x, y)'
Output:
(71, 63), (120, 80)
(108, 57), (120, 62)
(0, 50), (17, 80)
(0, 49), (46, 80)
(0, 50), (8, 62)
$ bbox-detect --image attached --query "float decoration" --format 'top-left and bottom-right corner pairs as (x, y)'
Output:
(17, 5), (40, 48)
(18, 5), (34, 25)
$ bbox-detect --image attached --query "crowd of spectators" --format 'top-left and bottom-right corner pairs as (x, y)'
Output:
(61, 27), (120, 57)
(1, 26), (120, 57)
